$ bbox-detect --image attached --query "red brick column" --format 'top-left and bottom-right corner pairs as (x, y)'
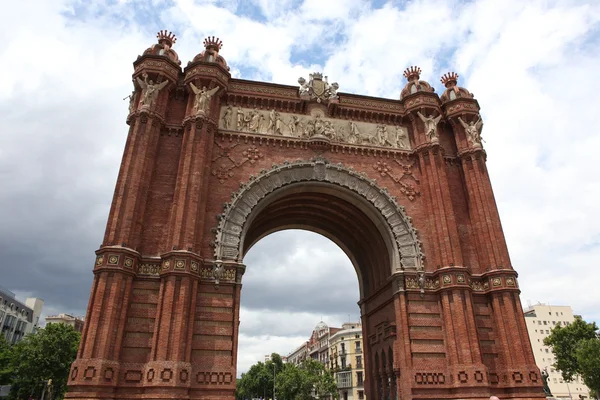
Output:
(66, 251), (136, 398)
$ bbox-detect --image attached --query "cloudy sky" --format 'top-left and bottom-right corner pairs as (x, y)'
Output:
(1, 0), (600, 375)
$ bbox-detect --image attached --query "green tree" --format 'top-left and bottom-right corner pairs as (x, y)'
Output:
(0, 334), (15, 385)
(544, 316), (598, 382)
(237, 354), (338, 400)
(276, 358), (338, 400)
(575, 338), (600, 396)
(8, 323), (80, 400)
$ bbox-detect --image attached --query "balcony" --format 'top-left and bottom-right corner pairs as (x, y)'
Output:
(336, 371), (352, 389)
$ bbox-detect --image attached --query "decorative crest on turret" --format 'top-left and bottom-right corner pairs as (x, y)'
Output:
(400, 66), (434, 99)
(203, 36), (223, 52)
(440, 72), (459, 88)
(403, 66), (422, 82)
(439, 71), (474, 103)
(298, 72), (339, 103)
(157, 30), (177, 46)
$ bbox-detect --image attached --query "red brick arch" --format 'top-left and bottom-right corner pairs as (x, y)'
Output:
(213, 158), (423, 296)
(67, 35), (545, 400)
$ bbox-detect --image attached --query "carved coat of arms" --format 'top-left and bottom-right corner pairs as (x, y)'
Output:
(298, 72), (339, 103)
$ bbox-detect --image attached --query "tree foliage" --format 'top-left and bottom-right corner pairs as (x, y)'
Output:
(7, 323), (81, 400)
(575, 338), (600, 396)
(544, 316), (600, 395)
(236, 353), (338, 400)
(0, 334), (15, 385)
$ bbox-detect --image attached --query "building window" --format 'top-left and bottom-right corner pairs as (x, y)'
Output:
(356, 341), (361, 352)
(341, 357), (347, 368)
(538, 321), (542, 325)
(543, 321), (547, 325)
(545, 349), (549, 353)
(356, 355), (362, 369)
(358, 390), (364, 400)
(337, 371), (352, 388)
(357, 371), (364, 386)
(553, 378), (557, 383)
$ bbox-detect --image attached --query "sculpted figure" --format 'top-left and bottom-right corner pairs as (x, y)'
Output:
(190, 83), (219, 115)
(376, 125), (393, 147)
(136, 73), (169, 108)
(324, 121), (336, 139)
(236, 107), (245, 131)
(243, 110), (253, 130)
(274, 113), (284, 135)
(257, 114), (266, 133)
(267, 109), (277, 133)
(288, 116), (300, 137)
(249, 108), (261, 132)
(124, 90), (136, 114)
(395, 126), (410, 149)
(348, 122), (360, 144)
(417, 111), (442, 142)
(298, 77), (310, 96)
(313, 115), (325, 136)
(458, 115), (483, 147)
(222, 106), (233, 129)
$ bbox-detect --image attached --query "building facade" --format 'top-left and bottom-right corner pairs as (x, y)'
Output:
(46, 313), (85, 333)
(524, 304), (591, 399)
(329, 323), (366, 400)
(0, 286), (44, 344)
(67, 30), (545, 400)
(287, 321), (366, 400)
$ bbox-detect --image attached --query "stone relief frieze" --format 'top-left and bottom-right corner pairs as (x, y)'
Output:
(219, 106), (411, 150)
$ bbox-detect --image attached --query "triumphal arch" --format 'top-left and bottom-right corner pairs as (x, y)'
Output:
(67, 32), (545, 400)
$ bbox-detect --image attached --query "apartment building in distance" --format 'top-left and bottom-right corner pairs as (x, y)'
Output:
(46, 313), (85, 333)
(523, 303), (591, 399)
(287, 321), (366, 400)
(0, 286), (44, 344)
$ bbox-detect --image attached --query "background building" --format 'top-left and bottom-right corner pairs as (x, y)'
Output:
(523, 303), (591, 399)
(329, 323), (365, 400)
(287, 321), (366, 400)
(45, 313), (85, 333)
(0, 286), (43, 344)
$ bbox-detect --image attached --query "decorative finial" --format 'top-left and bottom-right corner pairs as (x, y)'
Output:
(440, 72), (459, 88)
(403, 66), (421, 82)
(203, 36), (223, 52)
(156, 30), (177, 46)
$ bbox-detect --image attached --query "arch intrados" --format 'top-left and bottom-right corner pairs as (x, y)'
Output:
(241, 182), (395, 285)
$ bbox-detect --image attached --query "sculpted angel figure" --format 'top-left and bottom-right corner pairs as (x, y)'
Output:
(136, 73), (168, 108)
(417, 111), (442, 142)
(222, 106), (233, 129)
(298, 77), (310, 96)
(190, 83), (219, 115)
(123, 90), (136, 114)
(348, 121), (360, 144)
(458, 115), (484, 147)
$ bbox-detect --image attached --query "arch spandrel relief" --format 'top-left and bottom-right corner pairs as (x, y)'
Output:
(218, 106), (411, 150)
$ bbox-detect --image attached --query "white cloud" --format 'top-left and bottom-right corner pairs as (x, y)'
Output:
(1, 0), (599, 378)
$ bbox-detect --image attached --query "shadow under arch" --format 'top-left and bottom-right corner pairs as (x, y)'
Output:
(213, 158), (423, 298)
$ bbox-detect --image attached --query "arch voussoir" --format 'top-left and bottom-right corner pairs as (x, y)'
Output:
(213, 158), (424, 272)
